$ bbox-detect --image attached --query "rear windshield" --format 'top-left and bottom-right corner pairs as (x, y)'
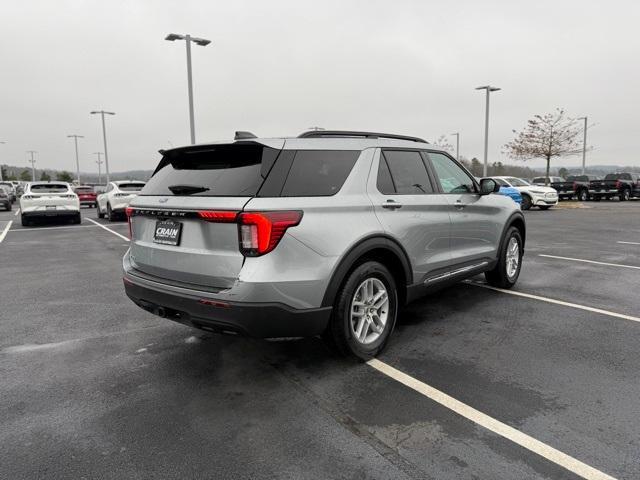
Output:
(0, 183), (13, 189)
(118, 183), (146, 192)
(142, 144), (359, 197)
(74, 187), (94, 193)
(142, 144), (277, 197)
(30, 184), (69, 193)
(604, 173), (630, 180)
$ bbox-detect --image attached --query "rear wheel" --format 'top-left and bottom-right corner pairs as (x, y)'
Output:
(21, 216), (31, 227)
(620, 189), (630, 201)
(97, 203), (104, 219)
(521, 195), (532, 210)
(577, 189), (588, 201)
(6, 203), (11, 211)
(485, 226), (523, 289)
(328, 261), (398, 360)
(72, 213), (81, 224)
(107, 203), (115, 222)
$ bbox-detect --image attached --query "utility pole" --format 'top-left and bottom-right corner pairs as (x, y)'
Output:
(0, 141), (6, 181)
(90, 110), (115, 183)
(27, 151), (37, 181)
(67, 134), (84, 184)
(94, 152), (104, 184)
(577, 116), (588, 175)
(165, 33), (211, 144)
(475, 85), (501, 177)
(451, 132), (460, 161)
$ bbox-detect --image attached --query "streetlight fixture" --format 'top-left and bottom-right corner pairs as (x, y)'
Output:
(27, 151), (37, 181)
(451, 132), (460, 161)
(576, 116), (588, 175)
(0, 141), (6, 181)
(475, 85), (501, 177)
(165, 32), (211, 145)
(90, 110), (115, 183)
(93, 152), (104, 185)
(67, 134), (84, 184)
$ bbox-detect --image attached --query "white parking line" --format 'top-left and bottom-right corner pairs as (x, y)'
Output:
(538, 254), (640, 270)
(14, 208), (20, 216)
(0, 220), (13, 243)
(468, 282), (640, 324)
(86, 218), (129, 241)
(9, 224), (107, 232)
(368, 359), (616, 480)
(617, 241), (640, 246)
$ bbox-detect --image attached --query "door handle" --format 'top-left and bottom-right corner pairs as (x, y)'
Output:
(382, 199), (403, 210)
(455, 200), (465, 210)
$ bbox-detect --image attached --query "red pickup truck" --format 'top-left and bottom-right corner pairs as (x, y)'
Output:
(73, 186), (98, 208)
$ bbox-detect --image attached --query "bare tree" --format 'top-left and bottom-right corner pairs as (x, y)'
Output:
(503, 109), (583, 185)
(433, 135), (454, 154)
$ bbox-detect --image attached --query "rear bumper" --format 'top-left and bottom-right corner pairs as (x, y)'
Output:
(123, 271), (332, 338)
(21, 208), (79, 218)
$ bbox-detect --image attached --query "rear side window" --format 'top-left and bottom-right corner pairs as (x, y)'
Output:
(380, 150), (433, 194)
(280, 150), (359, 197)
(142, 144), (279, 197)
(30, 184), (69, 193)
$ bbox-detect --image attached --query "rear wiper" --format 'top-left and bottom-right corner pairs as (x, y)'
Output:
(167, 184), (210, 195)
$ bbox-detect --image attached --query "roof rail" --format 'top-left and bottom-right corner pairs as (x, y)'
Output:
(297, 130), (428, 143)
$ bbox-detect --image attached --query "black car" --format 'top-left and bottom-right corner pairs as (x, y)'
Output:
(0, 186), (12, 211)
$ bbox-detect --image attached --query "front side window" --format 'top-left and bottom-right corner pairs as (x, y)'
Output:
(428, 152), (476, 194)
(506, 177), (530, 187)
(380, 150), (433, 194)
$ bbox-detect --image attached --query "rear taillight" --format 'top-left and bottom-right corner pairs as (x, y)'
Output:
(615, 180), (622, 188)
(572, 182), (578, 190)
(238, 211), (303, 256)
(198, 210), (238, 222)
(125, 207), (134, 238)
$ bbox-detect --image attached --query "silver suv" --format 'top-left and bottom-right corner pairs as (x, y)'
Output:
(123, 130), (525, 358)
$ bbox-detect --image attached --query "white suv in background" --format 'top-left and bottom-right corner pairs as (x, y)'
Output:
(97, 181), (146, 221)
(490, 176), (558, 210)
(20, 182), (80, 226)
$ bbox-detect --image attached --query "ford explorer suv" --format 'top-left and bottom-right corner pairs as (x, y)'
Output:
(123, 130), (525, 359)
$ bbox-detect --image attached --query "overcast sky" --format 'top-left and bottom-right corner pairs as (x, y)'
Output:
(2, 0), (639, 174)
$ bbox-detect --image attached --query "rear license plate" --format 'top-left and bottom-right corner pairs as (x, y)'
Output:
(154, 220), (182, 246)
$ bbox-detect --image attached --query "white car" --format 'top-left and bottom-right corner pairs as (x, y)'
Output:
(20, 182), (80, 226)
(97, 181), (146, 221)
(490, 176), (558, 210)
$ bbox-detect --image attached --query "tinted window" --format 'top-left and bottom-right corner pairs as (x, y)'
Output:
(493, 178), (508, 186)
(142, 144), (278, 197)
(30, 184), (69, 193)
(429, 152), (475, 193)
(74, 187), (94, 193)
(376, 154), (395, 194)
(280, 150), (359, 197)
(604, 174), (619, 180)
(118, 183), (146, 192)
(382, 150), (433, 194)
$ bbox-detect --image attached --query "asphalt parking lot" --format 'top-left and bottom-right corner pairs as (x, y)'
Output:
(1, 201), (639, 480)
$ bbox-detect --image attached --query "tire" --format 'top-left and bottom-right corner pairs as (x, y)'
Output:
(521, 194), (532, 210)
(328, 261), (398, 360)
(6, 203), (11, 212)
(107, 203), (115, 222)
(620, 189), (630, 202)
(21, 216), (30, 227)
(97, 203), (104, 219)
(485, 226), (523, 289)
(72, 213), (81, 224)
(539, 205), (551, 210)
(577, 189), (588, 202)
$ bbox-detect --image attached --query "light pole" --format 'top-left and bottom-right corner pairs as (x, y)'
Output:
(90, 110), (115, 183)
(94, 152), (104, 184)
(165, 33), (211, 145)
(67, 134), (84, 184)
(451, 132), (460, 161)
(577, 116), (588, 175)
(475, 85), (501, 177)
(27, 151), (37, 181)
(0, 141), (6, 181)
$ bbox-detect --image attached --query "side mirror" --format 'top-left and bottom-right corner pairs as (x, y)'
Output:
(479, 178), (499, 195)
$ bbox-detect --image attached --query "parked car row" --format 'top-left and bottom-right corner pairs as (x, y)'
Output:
(488, 176), (558, 210)
(531, 173), (640, 201)
(15, 181), (146, 226)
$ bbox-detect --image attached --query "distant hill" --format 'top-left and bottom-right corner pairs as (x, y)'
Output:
(0, 164), (152, 184)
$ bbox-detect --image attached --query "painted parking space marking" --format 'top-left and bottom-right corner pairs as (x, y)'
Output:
(467, 281), (640, 324)
(617, 241), (640, 246)
(86, 217), (129, 241)
(367, 358), (616, 480)
(0, 220), (13, 243)
(14, 208), (20, 216)
(538, 254), (640, 270)
(9, 224), (106, 232)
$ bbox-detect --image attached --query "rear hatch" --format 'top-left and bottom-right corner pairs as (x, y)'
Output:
(24, 184), (76, 211)
(74, 187), (96, 202)
(128, 141), (283, 289)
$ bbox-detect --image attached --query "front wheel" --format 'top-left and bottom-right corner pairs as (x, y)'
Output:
(577, 190), (588, 202)
(620, 189), (630, 202)
(539, 205), (551, 210)
(328, 261), (398, 360)
(107, 204), (115, 222)
(485, 227), (523, 289)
